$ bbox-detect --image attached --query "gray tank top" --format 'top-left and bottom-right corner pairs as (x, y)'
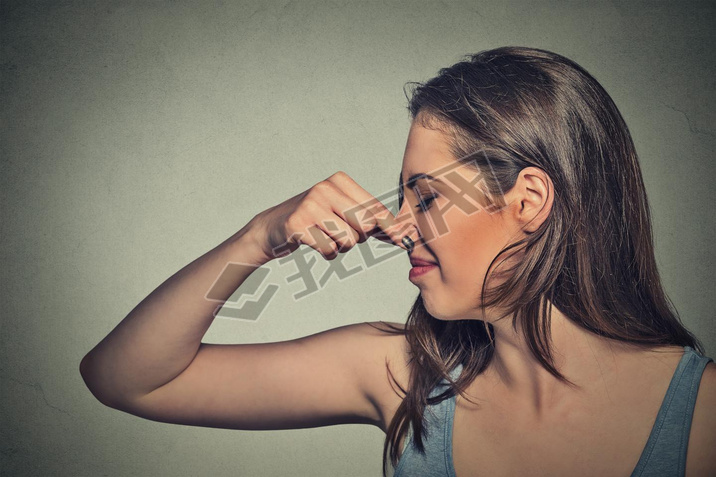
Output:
(393, 346), (713, 477)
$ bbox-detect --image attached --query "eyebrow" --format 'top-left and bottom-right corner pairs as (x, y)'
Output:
(400, 172), (441, 191)
(398, 172), (443, 209)
(409, 172), (438, 187)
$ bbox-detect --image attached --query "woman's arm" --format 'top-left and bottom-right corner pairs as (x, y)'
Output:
(98, 320), (409, 431)
(79, 171), (413, 429)
(79, 222), (268, 407)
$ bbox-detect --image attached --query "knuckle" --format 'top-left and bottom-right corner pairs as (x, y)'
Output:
(313, 181), (332, 195)
(285, 213), (302, 231)
(305, 186), (322, 201)
(301, 197), (321, 213)
(330, 170), (348, 181)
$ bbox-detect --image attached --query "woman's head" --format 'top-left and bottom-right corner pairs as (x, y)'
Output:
(380, 46), (704, 477)
(397, 121), (554, 322)
(395, 46), (666, 331)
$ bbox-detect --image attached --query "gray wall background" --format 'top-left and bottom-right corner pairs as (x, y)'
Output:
(1, 1), (714, 476)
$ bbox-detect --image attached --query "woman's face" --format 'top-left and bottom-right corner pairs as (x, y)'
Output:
(396, 121), (524, 321)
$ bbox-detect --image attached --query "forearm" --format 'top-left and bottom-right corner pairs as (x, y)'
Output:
(80, 220), (269, 406)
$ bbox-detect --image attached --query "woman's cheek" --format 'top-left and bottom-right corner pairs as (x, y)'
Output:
(445, 208), (505, 285)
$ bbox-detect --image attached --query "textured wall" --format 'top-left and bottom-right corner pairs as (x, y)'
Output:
(1, 1), (714, 476)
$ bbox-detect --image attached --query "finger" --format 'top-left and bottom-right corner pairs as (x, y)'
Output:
(317, 213), (361, 252)
(326, 172), (411, 249)
(302, 224), (340, 260)
(313, 181), (376, 244)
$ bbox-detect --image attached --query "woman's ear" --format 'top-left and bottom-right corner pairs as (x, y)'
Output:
(510, 166), (554, 233)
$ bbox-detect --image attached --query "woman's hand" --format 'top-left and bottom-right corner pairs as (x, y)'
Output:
(248, 171), (412, 262)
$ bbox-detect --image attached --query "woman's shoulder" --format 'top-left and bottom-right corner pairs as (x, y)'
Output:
(356, 321), (412, 432)
(363, 321), (411, 383)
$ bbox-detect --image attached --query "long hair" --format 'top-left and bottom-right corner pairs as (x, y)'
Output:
(375, 46), (706, 477)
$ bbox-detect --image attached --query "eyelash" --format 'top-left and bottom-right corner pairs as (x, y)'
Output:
(416, 195), (436, 212)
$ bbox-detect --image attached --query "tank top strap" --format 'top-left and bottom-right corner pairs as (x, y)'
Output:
(444, 364), (462, 477)
(394, 363), (463, 477)
(631, 345), (714, 476)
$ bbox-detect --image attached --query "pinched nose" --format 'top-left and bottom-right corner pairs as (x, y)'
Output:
(401, 235), (414, 253)
(393, 203), (420, 252)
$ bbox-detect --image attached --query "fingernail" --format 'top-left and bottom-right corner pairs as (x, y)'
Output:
(401, 235), (414, 252)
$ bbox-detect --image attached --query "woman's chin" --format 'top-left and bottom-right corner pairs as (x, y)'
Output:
(422, 297), (458, 321)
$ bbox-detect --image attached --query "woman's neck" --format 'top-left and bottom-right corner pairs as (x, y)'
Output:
(482, 303), (624, 421)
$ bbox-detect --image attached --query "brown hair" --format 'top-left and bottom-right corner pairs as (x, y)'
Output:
(374, 46), (706, 477)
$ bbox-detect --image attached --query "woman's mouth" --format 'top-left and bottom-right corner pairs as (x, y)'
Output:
(408, 257), (438, 281)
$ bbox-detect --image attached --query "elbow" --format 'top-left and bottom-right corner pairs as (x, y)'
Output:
(80, 355), (104, 405)
(79, 355), (122, 410)
(79, 355), (89, 380)
(79, 354), (94, 392)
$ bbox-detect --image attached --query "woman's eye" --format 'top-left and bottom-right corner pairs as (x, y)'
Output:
(416, 195), (436, 212)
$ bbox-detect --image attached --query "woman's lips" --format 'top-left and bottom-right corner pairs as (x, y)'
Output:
(409, 258), (437, 267)
(409, 263), (437, 281)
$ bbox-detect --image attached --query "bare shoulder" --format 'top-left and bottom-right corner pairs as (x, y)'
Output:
(295, 319), (411, 401)
(357, 321), (412, 433)
(686, 360), (716, 477)
(359, 320), (411, 388)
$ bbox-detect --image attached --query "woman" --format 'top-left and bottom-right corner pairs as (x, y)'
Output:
(80, 46), (715, 476)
